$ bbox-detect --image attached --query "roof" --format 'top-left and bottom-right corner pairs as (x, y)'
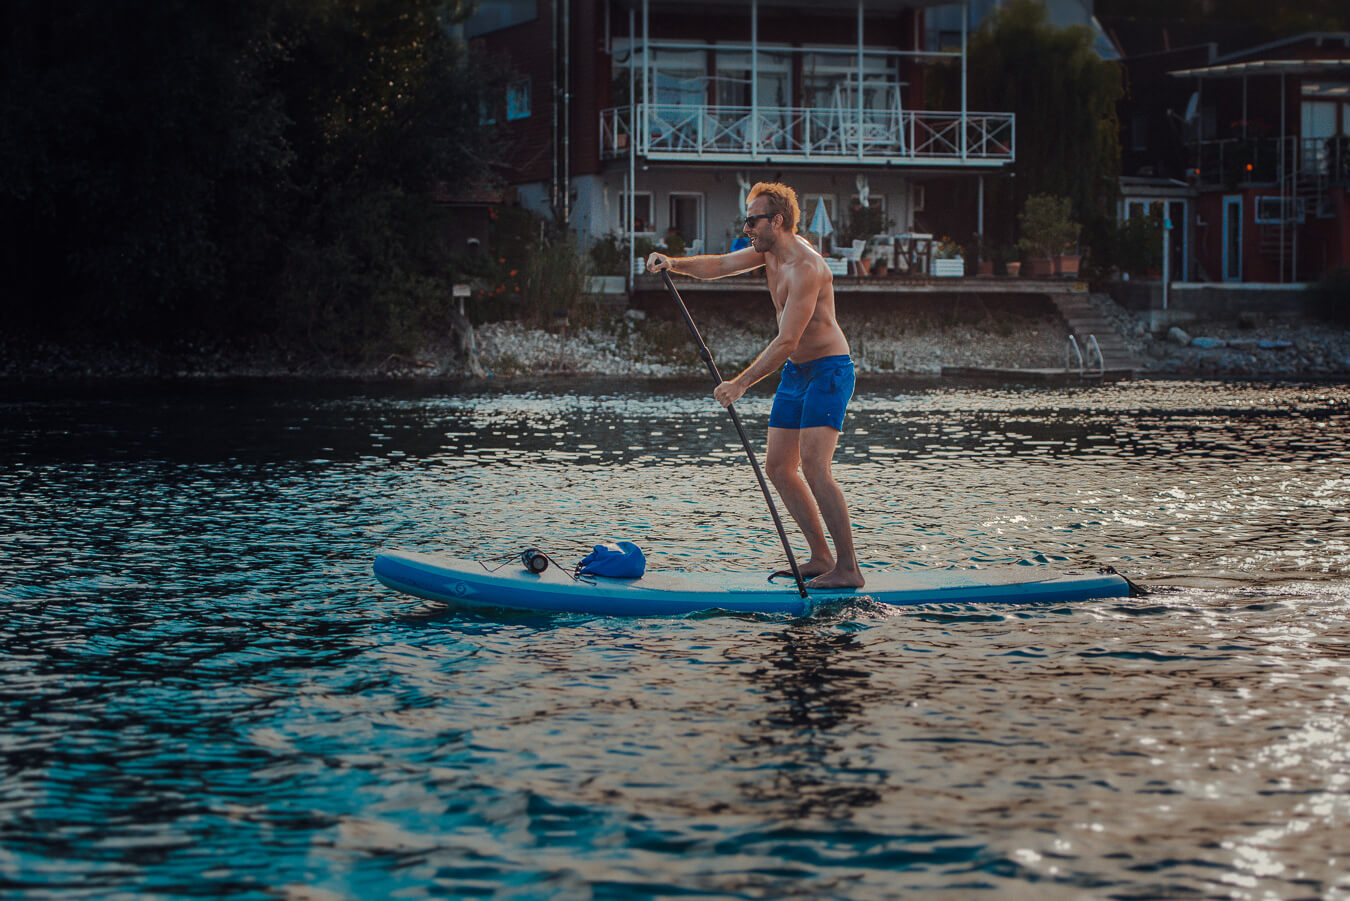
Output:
(612, 0), (955, 9)
(1211, 32), (1350, 66)
(1169, 58), (1350, 79)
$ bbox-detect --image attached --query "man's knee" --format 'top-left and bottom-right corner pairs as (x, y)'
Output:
(765, 456), (798, 486)
(800, 457), (834, 492)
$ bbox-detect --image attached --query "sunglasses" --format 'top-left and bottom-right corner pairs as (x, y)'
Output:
(743, 213), (774, 228)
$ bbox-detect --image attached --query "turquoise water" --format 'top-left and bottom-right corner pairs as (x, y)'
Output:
(3, 378), (1349, 898)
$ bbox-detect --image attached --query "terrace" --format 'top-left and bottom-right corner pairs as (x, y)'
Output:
(603, 0), (1014, 169)
(600, 103), (1014, 166)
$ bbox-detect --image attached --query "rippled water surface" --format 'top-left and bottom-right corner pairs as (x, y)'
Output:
(3, 377), (1350, 899)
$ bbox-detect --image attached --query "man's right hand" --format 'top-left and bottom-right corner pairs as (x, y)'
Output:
(646, 252), (671, 273)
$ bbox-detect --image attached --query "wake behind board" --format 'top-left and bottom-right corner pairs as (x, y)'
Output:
(373, 549), (1131, 617)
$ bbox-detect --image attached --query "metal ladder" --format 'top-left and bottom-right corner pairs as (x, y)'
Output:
(1066, 335), (1104, 377)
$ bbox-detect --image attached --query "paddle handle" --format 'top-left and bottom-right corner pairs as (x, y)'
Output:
(660, 270), (809, 598)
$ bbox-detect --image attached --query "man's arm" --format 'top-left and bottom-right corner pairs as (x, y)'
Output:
(712, 266), (821, 407)
(647, 246), (764, 280)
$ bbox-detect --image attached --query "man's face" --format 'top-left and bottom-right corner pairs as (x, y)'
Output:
(744, 197), (778, 252)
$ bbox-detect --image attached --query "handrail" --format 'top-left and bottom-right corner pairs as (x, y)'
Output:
(599, 104), (1015, 164)
(1084, 335), (1104, 376)
(1066, 335), (1084, 375)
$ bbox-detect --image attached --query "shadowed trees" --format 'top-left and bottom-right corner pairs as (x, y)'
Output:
(1, 0), (496, 356)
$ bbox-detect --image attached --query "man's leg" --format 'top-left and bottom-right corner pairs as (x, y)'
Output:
(765, 427), (834, 576)
(798, 426), (864, 588)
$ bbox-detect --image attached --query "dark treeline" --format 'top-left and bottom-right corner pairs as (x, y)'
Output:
(2, 0), (497, 356)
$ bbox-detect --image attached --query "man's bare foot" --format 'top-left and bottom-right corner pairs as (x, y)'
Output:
(807, 568), (866, 589)
(771, 560), (832, 580)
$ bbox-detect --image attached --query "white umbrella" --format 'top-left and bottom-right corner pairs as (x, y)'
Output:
(809, 197), (833, 250)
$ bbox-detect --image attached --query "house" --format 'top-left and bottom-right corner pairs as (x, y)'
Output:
(463, 1), (1017, 283)
(1112, 27), (1350, 284)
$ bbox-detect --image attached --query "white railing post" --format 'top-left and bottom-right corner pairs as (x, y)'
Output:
(750, 0), (759, 158)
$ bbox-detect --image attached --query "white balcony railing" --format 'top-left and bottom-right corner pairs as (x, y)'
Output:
(601, 104), (1015, 165)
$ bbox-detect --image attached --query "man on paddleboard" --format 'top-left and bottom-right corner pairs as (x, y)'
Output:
(646, 182), (864, 589)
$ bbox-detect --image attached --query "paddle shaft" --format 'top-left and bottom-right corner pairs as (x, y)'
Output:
(660, 270), (808, 598)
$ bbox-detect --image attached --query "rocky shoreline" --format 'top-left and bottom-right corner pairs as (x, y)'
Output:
(5, 293), (1349, 382)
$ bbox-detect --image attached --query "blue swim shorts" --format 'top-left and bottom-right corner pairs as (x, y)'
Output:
(767, 354), (856, 432)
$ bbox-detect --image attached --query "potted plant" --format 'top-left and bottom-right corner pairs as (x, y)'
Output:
(1017, 194), (1079, 278)
(932, 236), (965, 277)
(1056, 241), (1081, 277)
(1001, 246), (1021, 276)
(977, 251), (995, 277)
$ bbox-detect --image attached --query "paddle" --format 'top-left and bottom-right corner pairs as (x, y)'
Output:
(659, 269), (809, 599)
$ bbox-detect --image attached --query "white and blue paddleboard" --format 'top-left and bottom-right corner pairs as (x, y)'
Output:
(373, 549), (1132, 616)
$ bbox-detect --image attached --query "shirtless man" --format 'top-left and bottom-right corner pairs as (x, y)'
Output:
(646, 182), (864, 589)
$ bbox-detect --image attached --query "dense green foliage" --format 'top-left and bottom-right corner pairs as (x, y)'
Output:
(927, 0), (1123, 276)
(1016, 194), (1080, 260)
(2, 0), (498, 356)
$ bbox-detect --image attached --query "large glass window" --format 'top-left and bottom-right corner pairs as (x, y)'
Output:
(713, 51), (791, 108)
(651, 49), (707, 107)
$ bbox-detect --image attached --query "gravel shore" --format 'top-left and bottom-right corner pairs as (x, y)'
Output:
(5, 293), (1349, 381)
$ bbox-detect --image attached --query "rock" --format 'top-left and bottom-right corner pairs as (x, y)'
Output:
(624, 308), (647, 322)
(1258, 339), (1293, 350)
(1167, 326), (1192, 347)
(1238, 311), (1260, 330)
(1190, 336), (1226, 349)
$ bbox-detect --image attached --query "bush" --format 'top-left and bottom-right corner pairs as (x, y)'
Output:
(589, 233), (627, 275)
(1117, 215), (1163, 278)
(520, 231), (592, 326)
(1017, 194), (1079, 259)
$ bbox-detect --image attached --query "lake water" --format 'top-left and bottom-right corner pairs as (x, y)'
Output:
(3, 377), (1349, 899)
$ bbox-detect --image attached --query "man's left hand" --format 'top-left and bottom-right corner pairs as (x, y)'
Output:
(713, 379), (746, 407)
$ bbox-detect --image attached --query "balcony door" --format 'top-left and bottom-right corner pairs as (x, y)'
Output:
(713, 51), (791, 152)
(802, 52), (896, 153)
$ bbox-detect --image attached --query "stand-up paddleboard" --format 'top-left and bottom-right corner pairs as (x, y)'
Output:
(373, 549), (1132, 617)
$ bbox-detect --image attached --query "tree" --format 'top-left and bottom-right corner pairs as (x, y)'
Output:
(927, 0), (1123, 271)
(0, 0), (497, 356)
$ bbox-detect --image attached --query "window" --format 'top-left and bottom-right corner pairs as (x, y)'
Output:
(1131, 112), (1148, 152)
(912, 185), (925, 213)
(620, 192), (653, 234)
(506, 79), (531, 121)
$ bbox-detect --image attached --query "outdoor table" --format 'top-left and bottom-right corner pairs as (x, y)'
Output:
(894, 233), (933, 276)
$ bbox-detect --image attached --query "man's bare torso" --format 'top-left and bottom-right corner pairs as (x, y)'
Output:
(764, 235), (851, 364)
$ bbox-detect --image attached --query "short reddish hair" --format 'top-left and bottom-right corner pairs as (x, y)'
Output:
(747, 182), (800, 233)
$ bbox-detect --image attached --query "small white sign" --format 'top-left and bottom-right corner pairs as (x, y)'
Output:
(452, 284), (471, 298)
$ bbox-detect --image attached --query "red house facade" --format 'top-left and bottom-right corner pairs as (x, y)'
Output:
(1167, 34), (1350, 284)
(465, 0), (1015, 282)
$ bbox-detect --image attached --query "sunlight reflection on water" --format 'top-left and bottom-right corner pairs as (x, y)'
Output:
(2, 377), (1349, 898)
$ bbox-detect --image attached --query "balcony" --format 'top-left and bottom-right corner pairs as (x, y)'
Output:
(601, 103), (1015, 167)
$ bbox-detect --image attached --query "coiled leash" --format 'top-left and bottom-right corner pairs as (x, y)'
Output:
(479, 548), (590, 582)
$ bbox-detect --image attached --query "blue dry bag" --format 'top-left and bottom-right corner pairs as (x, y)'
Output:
(576, 541), (646, 578)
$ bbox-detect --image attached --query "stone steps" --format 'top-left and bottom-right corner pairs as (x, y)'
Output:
(1048, 295), (1140, 371)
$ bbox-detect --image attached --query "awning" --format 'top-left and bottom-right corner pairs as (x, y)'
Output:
(1169, 58), (1350, 79)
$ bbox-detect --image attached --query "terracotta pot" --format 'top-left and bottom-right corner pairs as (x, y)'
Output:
(977, 260), (995, 276)
(1024, 257), (1055, 277)
(1056, 254), (1081, 277)
(1005, 261), (1022, 276)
